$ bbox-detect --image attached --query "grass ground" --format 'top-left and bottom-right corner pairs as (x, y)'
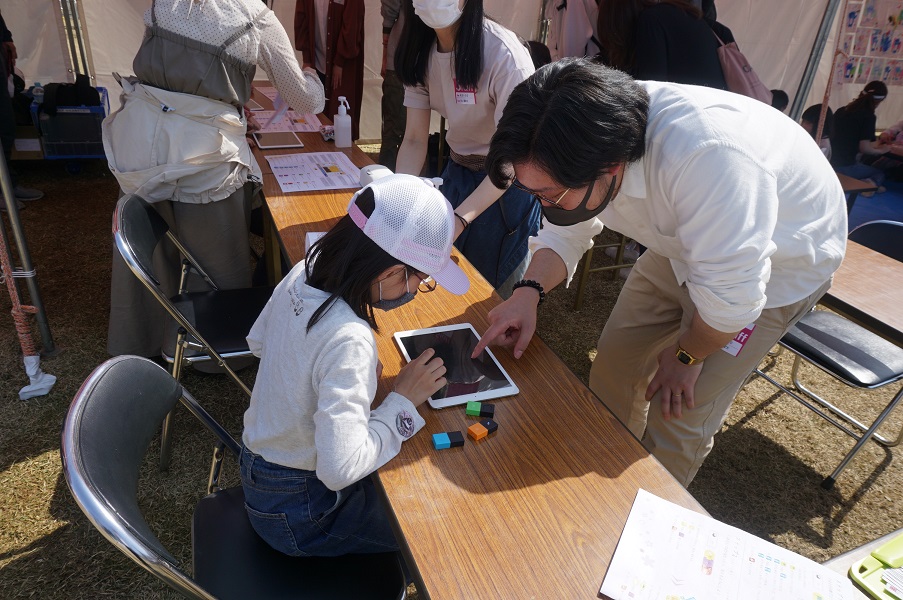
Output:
(0, 157), (901, 598)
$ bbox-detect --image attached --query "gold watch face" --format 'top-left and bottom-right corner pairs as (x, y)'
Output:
(676, 347), (699, 365)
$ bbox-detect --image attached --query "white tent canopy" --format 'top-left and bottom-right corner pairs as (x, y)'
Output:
(4, 0), (896, 137)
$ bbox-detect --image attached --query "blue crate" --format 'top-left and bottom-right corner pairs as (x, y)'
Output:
(30, 87), (109, 159)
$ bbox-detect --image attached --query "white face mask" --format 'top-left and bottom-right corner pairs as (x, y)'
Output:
(413, 0), (464, 30)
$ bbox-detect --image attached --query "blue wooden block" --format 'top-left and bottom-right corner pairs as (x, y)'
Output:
(433, 432), (451, 450)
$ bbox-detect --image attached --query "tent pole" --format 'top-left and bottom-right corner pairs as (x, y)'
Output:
(0, 157), (56, 356)
(68, 0), (92, 77)
(58, 0), (86, 76)
(790, 0), (843, 121)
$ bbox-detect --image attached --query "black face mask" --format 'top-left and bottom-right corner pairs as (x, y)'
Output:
(540, 174), (617, 227)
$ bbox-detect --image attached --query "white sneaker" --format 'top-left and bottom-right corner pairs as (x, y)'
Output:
(14, 185), (44, 201)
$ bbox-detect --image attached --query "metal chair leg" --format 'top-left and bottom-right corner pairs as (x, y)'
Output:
(790, 356), (903, 447)
(573, 246), (595, 311)
(822, 386), (903, 489)
(207, 442), (227, 495)
(160, 327), (188, 472)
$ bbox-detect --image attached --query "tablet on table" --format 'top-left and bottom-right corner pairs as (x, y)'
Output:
(253, 131), (305, 149)
(393, 323), (518, 409)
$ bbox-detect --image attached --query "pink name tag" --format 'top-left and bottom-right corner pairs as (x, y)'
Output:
(722, 324), (756, 357)
(454, 79), (476, 105)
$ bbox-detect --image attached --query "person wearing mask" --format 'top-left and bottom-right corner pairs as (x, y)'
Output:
(394, 0), (541, 297)
(474, 59), (846, 487)
(241, 174), (467, 556)
(104, 0), (325, 358)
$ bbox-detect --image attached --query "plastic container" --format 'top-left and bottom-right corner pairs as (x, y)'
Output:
(30, 86), (109, 159)
(334, 96), (352, 148)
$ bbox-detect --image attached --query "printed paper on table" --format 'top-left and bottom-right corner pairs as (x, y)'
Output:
(265, 152), (361, 193)
(254, 110), (322, 133)
(599, 489), (858, 600)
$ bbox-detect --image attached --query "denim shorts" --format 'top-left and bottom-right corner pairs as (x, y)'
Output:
(239, 446), (400, 556)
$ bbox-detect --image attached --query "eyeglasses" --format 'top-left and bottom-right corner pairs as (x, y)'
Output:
(511, 178), (571, 208)
(379, 267), (436, 293)
(412, 269), (437, 293)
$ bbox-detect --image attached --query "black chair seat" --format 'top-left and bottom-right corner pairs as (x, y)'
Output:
(162, 286), (274, 358)
(193, 486), (406, 600)
(783, 311), (903, 387)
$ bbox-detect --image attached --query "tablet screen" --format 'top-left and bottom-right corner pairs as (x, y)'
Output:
(393, 323), (518, 408)
(253, 131), (305, 149)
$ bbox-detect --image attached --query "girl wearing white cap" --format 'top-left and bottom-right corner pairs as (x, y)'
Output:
(240, 174), (469, 556)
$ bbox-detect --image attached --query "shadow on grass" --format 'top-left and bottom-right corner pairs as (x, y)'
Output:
(691, 385), (893, 553)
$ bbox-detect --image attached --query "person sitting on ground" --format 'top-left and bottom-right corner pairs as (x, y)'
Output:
(831, 80), (891, 192)
(240, 174), (469, 557)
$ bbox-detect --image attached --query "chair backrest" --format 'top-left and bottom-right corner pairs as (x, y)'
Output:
(849, 220), (903, 262)
(113, 194), (172, 287)
(61, 356), (221, 599)
(114, 194), (216, 294)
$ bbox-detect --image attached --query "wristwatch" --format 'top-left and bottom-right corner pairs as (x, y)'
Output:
(675, 344), (704, 366)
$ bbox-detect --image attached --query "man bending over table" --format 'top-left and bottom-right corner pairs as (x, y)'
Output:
(474, 58), (847, 486)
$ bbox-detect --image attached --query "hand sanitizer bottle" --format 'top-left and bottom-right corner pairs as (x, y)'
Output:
(334, 96), (352, 148)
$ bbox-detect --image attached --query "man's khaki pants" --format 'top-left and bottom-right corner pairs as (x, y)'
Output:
(588, 251), (831, 487)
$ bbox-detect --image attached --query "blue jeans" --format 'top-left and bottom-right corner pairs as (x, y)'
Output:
(440, 160), (541, 289)
(836, 162), (886, 186)
(239, 446), (399, 556)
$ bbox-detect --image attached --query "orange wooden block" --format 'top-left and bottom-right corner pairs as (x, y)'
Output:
(467, 422), (488, 441)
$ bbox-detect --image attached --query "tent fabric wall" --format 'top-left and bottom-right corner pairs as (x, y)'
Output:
(8, 1), (896, 138)
(2, 0), (71, 87)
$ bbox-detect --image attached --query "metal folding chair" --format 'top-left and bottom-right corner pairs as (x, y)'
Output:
(750, 220), (903, 489)
(113, 194), (274, 469)
(61, 356), (408, 600)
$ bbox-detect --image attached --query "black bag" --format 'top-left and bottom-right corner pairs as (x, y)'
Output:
(41, 74), (101, 116)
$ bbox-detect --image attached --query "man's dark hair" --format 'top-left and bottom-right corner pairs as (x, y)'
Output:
(395, 0), (485, 90)
(801, 104), (834, 139)
(305, 188), (404, 333)
(770, 89), (789, 112)
(486, 58), (649, 190)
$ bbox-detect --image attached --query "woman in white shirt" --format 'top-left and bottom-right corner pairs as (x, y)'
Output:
(105, 0), (325, 358)
(394, 0), (541, 297)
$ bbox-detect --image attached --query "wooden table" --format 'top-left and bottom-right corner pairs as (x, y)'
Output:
(837, 173), (879, 214)
(820, 240), (903, 345)
(251, 88), (705, 599)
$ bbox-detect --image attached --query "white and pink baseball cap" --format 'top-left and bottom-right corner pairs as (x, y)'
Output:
(347, 174), (470, 295)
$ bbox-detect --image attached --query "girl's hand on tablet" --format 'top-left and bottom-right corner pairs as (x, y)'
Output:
(394, 348), (447, 407)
